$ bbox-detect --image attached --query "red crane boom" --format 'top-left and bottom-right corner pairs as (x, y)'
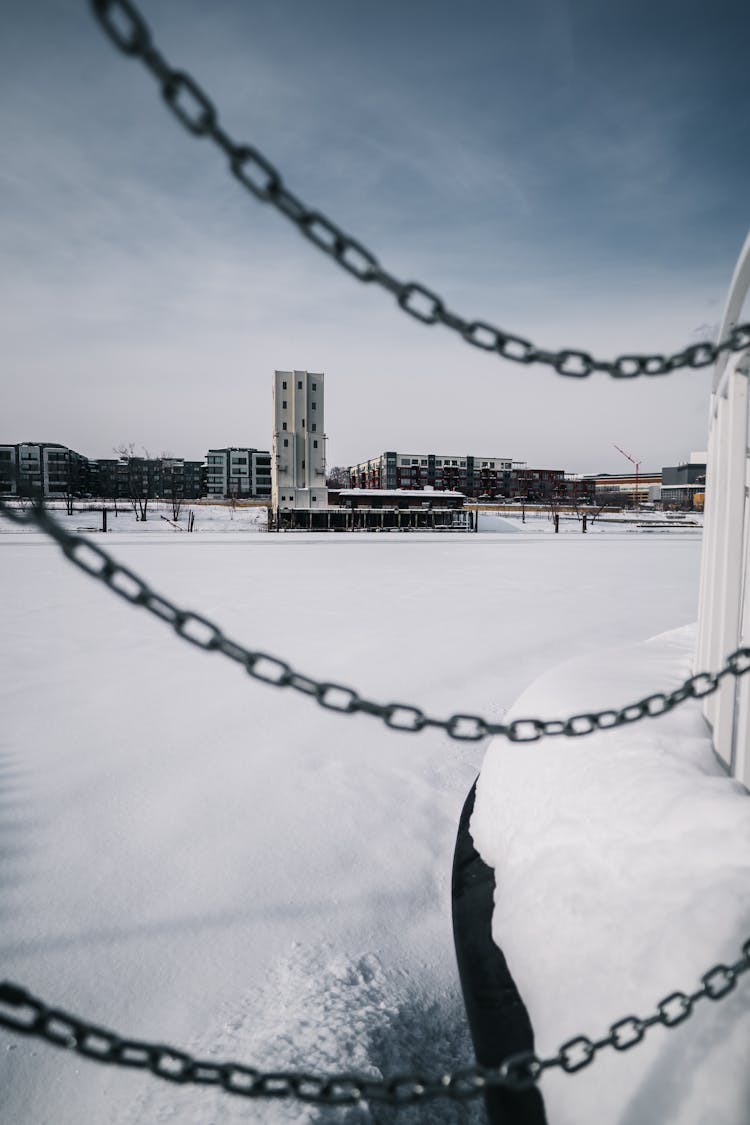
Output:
(613, 444), (642, 509)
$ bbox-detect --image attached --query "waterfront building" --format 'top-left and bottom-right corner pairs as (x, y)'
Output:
(0, 442), (88, 498)
(348, 451), (513, 497)
(272, 370), (328, 509)
(205, 448), (271, 499)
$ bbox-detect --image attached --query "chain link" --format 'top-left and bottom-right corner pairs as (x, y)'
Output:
(7, 8), (750, 1108)
(3, 497), (749, 744)
(87, 0), (750, 379)
(2, 939), (748, 1105)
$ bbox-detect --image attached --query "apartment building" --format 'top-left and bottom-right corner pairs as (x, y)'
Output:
(205, 448), (271, 499)
(509, 466), (567, 502)
(348, 451), (513, 497)
(0, 445), (18, 494)
(272, 370), (328, 509)
(88, 457), (205, 500)
(561, 475), (598, 504)
(160, 458), (204, 499)
(0, 442), (88, 498)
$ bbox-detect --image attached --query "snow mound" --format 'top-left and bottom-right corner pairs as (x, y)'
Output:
(115, 944), (482, 1125)
(472, 624), (750, 1125)
(476, 512), (523, 533)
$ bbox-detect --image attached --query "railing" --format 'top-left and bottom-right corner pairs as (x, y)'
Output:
(696, 232), (750, 785)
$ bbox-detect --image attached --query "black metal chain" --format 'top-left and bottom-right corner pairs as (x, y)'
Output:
(87, 0), (750, 379)
(4, 5), (747, 1113)
(2, 505), (749, 1108)
(2, 939), (748, 1105)
(3, 497), (749, 743)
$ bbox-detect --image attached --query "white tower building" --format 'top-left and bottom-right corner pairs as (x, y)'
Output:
(272, 370), (328, 510)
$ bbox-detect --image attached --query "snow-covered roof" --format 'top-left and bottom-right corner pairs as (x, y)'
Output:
(337, 487), (465, 499)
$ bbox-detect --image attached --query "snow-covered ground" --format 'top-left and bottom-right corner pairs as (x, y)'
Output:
(0, 500), (269, 535)
(475, 508), (704, 536)
(2, 515), (740, 1124)
(0, 500), (703, 539)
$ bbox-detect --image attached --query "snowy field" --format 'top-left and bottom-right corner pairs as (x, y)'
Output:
(3, 515), (743, 1124)
(0, 500), (703, 539)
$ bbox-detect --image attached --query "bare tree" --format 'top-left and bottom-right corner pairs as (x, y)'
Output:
(572, 499), (607, 532)
(226, 480), (238, 520)
(326, 465), (350, 488)
(114, 443), (152, 522)
(546, 495), (561, 533)
(63, 455), (75, 516)
(596, 491), (629, 510)
(160, 456), (184, 521)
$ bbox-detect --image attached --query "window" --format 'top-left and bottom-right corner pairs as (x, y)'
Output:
(283, 438), (288, 447)
(420, 459), (427, 466)
(302, 418), (305, 428)
(311, 423), (317, 432)
(312, 382), (316, 391)
(312, 495), (317, 502)
(282, 380), (287, 389)
(412, 459), (419, 465)
(282, 400), (287, 409)
(312, 402), (316, 410)
(297, 380), (302, 389)
(460, 461), (466, 468)
(302, 460), (306, 469)
(313, 440), (318, 448)
(283, 423), (287, 431)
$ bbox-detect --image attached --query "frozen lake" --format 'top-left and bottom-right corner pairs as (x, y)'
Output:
(0, 529), (705, 1123)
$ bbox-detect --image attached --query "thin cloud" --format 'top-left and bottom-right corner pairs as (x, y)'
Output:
(1, 0), (748, 475)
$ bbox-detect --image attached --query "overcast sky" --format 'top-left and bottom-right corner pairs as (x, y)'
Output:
(2, 0), (749, 473)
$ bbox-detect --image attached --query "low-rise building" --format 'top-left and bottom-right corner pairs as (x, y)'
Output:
(586, 470), (662, 506)
(661, 452), (707, 509)
(348, 451), (513, 497)
(87, 457), (130, 499)
(561, 475), (597, 504)
(205, 448), (271, 499)
(0, 445), (18, 494)
(89, 457), (205, 500)
(157, 458), (205, 499)
(336, 487), (465, 510)
(0, 442), (88, 498)
(509, 466), (566, 503)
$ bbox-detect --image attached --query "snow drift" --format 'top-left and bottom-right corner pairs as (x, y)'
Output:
(472, 625), (750, 1125)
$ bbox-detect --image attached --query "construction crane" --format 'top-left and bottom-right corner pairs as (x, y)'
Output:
(613, 444), (642, 509)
